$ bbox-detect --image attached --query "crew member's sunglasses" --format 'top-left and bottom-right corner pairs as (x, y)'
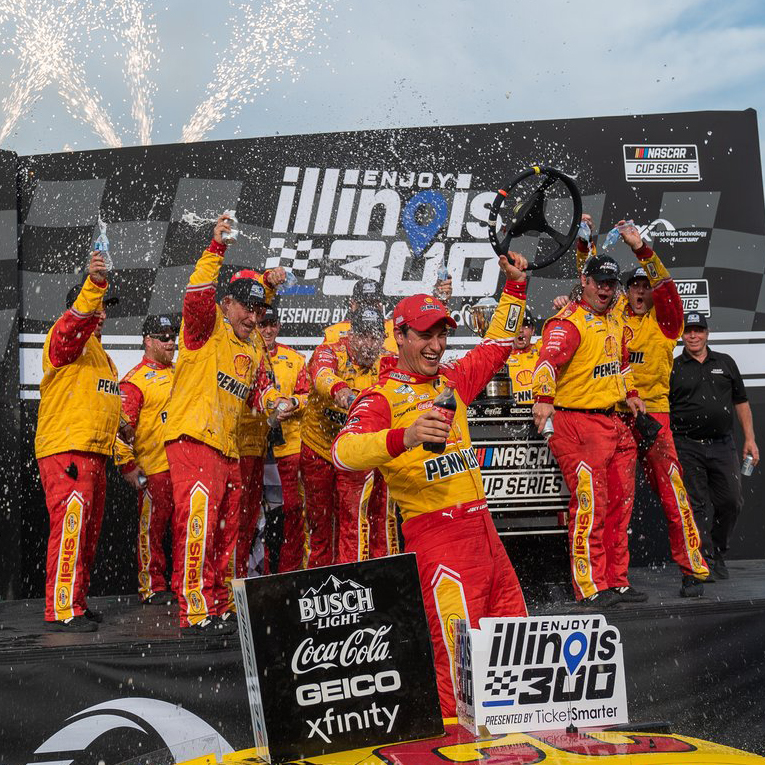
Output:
(148, 333), (177, 342)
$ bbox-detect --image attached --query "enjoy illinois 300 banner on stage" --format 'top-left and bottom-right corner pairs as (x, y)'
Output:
(7, 108), (765, 599)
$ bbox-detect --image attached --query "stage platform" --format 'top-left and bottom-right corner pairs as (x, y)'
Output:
(2, 562), (764, 763)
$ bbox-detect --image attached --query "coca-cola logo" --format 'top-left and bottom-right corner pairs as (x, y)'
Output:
(291, 625), (392, 675)
(484, 406), (503, 416)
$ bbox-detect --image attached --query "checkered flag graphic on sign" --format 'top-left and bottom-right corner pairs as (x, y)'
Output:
(265, 238), (323, 280)
(484, 669), (518, 696)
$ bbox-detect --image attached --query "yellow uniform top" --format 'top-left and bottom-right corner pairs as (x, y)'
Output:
(506, 340), (541, 405)
(301, 339), (390, 463)
(533, 301), (636, 409)
(164, 247), (276, 459)
(35, 277), (121, 460)
(114, 358), (174, 475)
(270, 343), (310, 459)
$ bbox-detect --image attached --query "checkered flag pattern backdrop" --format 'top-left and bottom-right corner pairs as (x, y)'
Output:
(265, 238), (323, 280)
(484, 669), (518, 697)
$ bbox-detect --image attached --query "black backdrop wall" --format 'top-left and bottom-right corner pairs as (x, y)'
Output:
(5, 109), (765, 599)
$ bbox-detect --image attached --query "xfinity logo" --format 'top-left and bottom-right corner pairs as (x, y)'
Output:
(28, 698), (233, 765)
(299, 574), (375, 628)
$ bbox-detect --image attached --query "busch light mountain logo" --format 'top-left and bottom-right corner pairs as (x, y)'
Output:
(299, 574), (375, 628)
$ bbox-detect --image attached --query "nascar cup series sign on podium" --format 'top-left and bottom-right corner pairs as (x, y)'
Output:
(456, 615), (629, 735)
(233, 554), (441, 763)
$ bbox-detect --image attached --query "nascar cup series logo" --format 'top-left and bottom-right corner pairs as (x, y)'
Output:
(298, 574), (375, 629)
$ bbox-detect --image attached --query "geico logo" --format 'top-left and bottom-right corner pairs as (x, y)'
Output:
(592, 361), (620, 379)
(296, 670), (401, 707)
(299, 588), (374, 622)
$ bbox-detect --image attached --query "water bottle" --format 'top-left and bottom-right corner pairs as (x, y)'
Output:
(267, 400), (289, 447)
(741, 455), (754, 476)
(435, 260), (450, 302)
(94, 229), (113, 271)
(277, 269), (298, 294)
(222, 210), (239, 245)
(423, 385), (457, 454)
(577, 221), (591, 243)
(602, 219), (634, 250)
(541, 417), (555, 440)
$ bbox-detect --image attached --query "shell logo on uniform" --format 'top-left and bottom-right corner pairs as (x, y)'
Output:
(233, 353), (252, 379)
(623, 325), (634, 343)
(516, 370), (533, 387)
(65, 512), (79, 534)
(604, 335), (618, 358)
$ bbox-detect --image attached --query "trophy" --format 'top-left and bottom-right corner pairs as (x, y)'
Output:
(467, 297), (514, 402)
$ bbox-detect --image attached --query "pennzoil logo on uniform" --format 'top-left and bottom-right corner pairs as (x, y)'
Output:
(629, 351), (645, 364)
(97, 378), (120, 395)
(216, 371), (250, 400)
(425, 447), (479, 481)
(592, 361), (620, 379)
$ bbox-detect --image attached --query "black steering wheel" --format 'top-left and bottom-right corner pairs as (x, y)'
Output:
(487, 165), (582, 270)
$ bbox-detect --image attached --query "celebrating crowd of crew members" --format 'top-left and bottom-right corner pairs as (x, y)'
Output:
(35, 207), (758, 649)
(333, 253), (530, 717)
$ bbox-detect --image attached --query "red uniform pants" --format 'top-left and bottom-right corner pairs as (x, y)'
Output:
(167, 438), (241, 627)
(403, 504), (527, 718)
(335, 468), (398, 564)
(137, 470), (175, 600)
(276, 452), (306, 572)
(632, 413), (709, 578)
(236, 455), (265, 578)
(38, 451), (107, 622)
(300, 444), (337, 568)
(548, 410), (637, 600)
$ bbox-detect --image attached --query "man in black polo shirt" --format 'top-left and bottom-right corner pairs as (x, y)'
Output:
(669, 313), (759, 579)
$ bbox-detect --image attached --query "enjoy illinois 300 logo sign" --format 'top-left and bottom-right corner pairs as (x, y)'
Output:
(456, 615), (629, 735)
(233, 555), (441, 763)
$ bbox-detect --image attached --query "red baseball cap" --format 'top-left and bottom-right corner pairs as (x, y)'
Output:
(393, 294), (457, 332)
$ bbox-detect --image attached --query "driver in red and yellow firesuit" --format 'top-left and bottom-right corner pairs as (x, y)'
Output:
(36, 251), (121, 632)
(163, 214), (293, 635)
(332, 254), (529, 718)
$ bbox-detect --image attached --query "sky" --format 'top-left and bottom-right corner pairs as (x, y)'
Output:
(0, 0), (764, 183)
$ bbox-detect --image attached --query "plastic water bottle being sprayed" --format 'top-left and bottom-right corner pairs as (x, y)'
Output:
(94, 215), (113, 271)
(602, 219), (635, 250)
(277, 269), (298, 294)
(435, 259), (450, 302)
(578, 220), (591, 243)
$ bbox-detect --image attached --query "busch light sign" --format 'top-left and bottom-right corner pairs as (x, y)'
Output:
(456, 615), (629, 735)
(233, 554), (441, 763)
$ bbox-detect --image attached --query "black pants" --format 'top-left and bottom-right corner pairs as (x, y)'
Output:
(673, 433), (742, 559)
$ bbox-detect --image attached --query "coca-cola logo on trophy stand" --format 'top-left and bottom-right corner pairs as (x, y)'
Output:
(233, 554), (442, 763)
